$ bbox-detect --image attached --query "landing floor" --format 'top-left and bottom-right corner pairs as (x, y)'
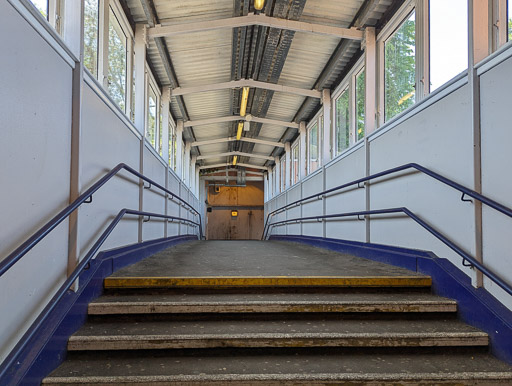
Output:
(111, 240), (422, 278)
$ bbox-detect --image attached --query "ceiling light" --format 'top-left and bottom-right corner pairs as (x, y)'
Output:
(240, 86), (250, 117)
(233, 155), (238, 166)
(243, 121), (250, 131)
(236, 122), (244, 140)
(254, 0), (265, 11)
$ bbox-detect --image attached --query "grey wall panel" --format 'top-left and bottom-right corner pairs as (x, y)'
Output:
(142, 146), (166, 241)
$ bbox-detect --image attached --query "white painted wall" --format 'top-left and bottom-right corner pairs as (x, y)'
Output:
(0, 1), (201, 364)
(266, 51), (512, 310)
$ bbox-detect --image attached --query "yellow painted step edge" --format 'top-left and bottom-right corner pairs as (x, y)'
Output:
(104, 276), (432, 288)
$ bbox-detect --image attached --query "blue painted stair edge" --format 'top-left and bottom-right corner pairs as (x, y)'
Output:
(1, 234), (198, 386)
(270, 234), (512, 365)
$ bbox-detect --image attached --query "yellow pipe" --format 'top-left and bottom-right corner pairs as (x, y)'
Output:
(254, 0), (265, 11)
(232, 155), (238, 166)
(236, 122), (243, 140)
(240, 87), (250, 117)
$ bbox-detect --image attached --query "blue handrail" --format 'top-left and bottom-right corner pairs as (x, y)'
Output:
(0, 162), (202, 277)
(0, 209), (199, 381)
(264, 208), (512, 297)
(262, 162), (512, 239)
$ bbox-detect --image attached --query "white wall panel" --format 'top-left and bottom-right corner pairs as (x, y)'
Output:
(142, 146), (166, 240)
(480, 56), (512, 309)
(0, 0), (72, 363)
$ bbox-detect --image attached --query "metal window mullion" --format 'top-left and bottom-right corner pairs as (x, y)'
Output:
(349, 76), (356, 147)
(416, 0), (429, 100)
(98, 0), (109, 89)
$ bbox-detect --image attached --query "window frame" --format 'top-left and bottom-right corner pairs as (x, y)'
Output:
(290, 138), (300, 186)
(146, 68), (161, 151)
(306, 111), (322, 175)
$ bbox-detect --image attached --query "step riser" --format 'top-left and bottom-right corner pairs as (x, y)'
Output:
(68, 335), (489, 351)
(42, 374), (512, 385)
(88, 303), (457, 315)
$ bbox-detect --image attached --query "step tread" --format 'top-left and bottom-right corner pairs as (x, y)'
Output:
(68, 319), (488, 350)
(89, 292), (457, 314)
(43, 352), (512, 384)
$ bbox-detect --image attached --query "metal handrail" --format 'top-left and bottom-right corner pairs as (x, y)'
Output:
(263, 207), (512, 297)
(262, 162), (512, 239)
(0, 162), (202, 277)
(0, 209), (199, 381)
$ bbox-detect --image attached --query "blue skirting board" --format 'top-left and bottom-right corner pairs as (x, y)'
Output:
(270, 235), (512, 365)
(1, 234), (197, 386)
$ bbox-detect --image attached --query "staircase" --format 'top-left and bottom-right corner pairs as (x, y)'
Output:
(44, 274), (512, 384)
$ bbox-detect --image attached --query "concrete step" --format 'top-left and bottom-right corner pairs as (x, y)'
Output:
(68, 318), (487, 351)
(89, 292), (457, 315)
(43, 351), (512, 385)
(103, 275), (432, 289)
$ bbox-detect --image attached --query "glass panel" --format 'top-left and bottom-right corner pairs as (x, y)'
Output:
(173, 137), (178, 171)
(281, 158), (286, 191)
(84, 0), (99, 78)
(429, 0), (468, 92)
(335, 88), (349, 155)
(356, 68), (365, 141)
(308, 123), (319, 173)
(131, 51), (136, 122)
(509, 0), (512, 41)
(169, 124), (174, 167)
(30, 0), (48, 19)
(385, 11), (416, 122)
(108, 8), (127, 112)
(292, 144), (299, 185)
(147, 86), (157, 147)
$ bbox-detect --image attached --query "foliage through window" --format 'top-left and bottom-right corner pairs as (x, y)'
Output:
(429, 0), (467, 92)
(147, 86), (157, 148)
(308, 122), (319, 174)
(509, 0), (512, 41)
(335, 88), (349, 155)
(30, 0), (48, 19)
(355, 68), (365, 140)
(385, 11), (416, 122)
(84, 0), (99, 78)
(108, 7), (127, 112)
(280, 157), (286, 192)
(291, 142), (299, 185)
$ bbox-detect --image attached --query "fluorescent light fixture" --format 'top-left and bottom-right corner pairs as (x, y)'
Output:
(233, 155), (238, 166)
(254, 0), (265, 11)
(240, 86), (250, 117)
(243, 121), (250, 131)
(236, 122), (244, 140)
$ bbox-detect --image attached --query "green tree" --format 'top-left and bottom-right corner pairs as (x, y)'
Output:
(335, 89), (349, 154)
(84, 0), (98, 77)
(107, 11), (127, 112)
(356, 69), (365, 140)
(509, 17), (512, 42)
(384, 13), (416, 121)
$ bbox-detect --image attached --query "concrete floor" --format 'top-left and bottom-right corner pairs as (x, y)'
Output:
(111, 240), (422, 278)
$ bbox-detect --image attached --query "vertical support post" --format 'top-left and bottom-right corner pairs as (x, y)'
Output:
(415, 0), (430, 100)
(161, 87), (170, 238)
(190, 156), (197, 193)
(299, 121), (307, 180)
(274, 157), (281, 195)
(322, 166), (327, 238)
(468, 0), (489, 287)
(321, 89), (332, 166)
(66, 1), (84, 284)
(364, 26), (377, 243)
(284, 142), (291, 190)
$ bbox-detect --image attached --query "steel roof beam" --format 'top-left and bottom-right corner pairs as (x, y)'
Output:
(149, 14), (364, 40)
(197, 151), (274, 161)
(199, 163), (269, 171)
(184, 115), (298, 129)
(191, 137), (284, 148)
(172, 79), (321, 99)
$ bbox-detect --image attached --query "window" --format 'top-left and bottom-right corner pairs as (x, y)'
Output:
(335, 88), (350, 155)
(159, 108), (163, 156)
(147, 85), (157, 148)
(84, 0), (99, 78)
(384, 11), (416, 121)
(509, 0), (512, 41)
(291, 141), (299, 185)
(169, 123), (176, 168)
(108, 7), (128, 112)
(307, 120), (320, 174)
(355, 68), (365, 141)
(429, 0), (468, 92)
(30, 0), (48, 19)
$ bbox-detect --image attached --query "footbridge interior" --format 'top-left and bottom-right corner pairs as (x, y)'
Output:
(1, 0), (512, 384)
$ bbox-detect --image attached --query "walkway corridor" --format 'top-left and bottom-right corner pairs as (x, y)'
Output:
(44, 241), (512, 385)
